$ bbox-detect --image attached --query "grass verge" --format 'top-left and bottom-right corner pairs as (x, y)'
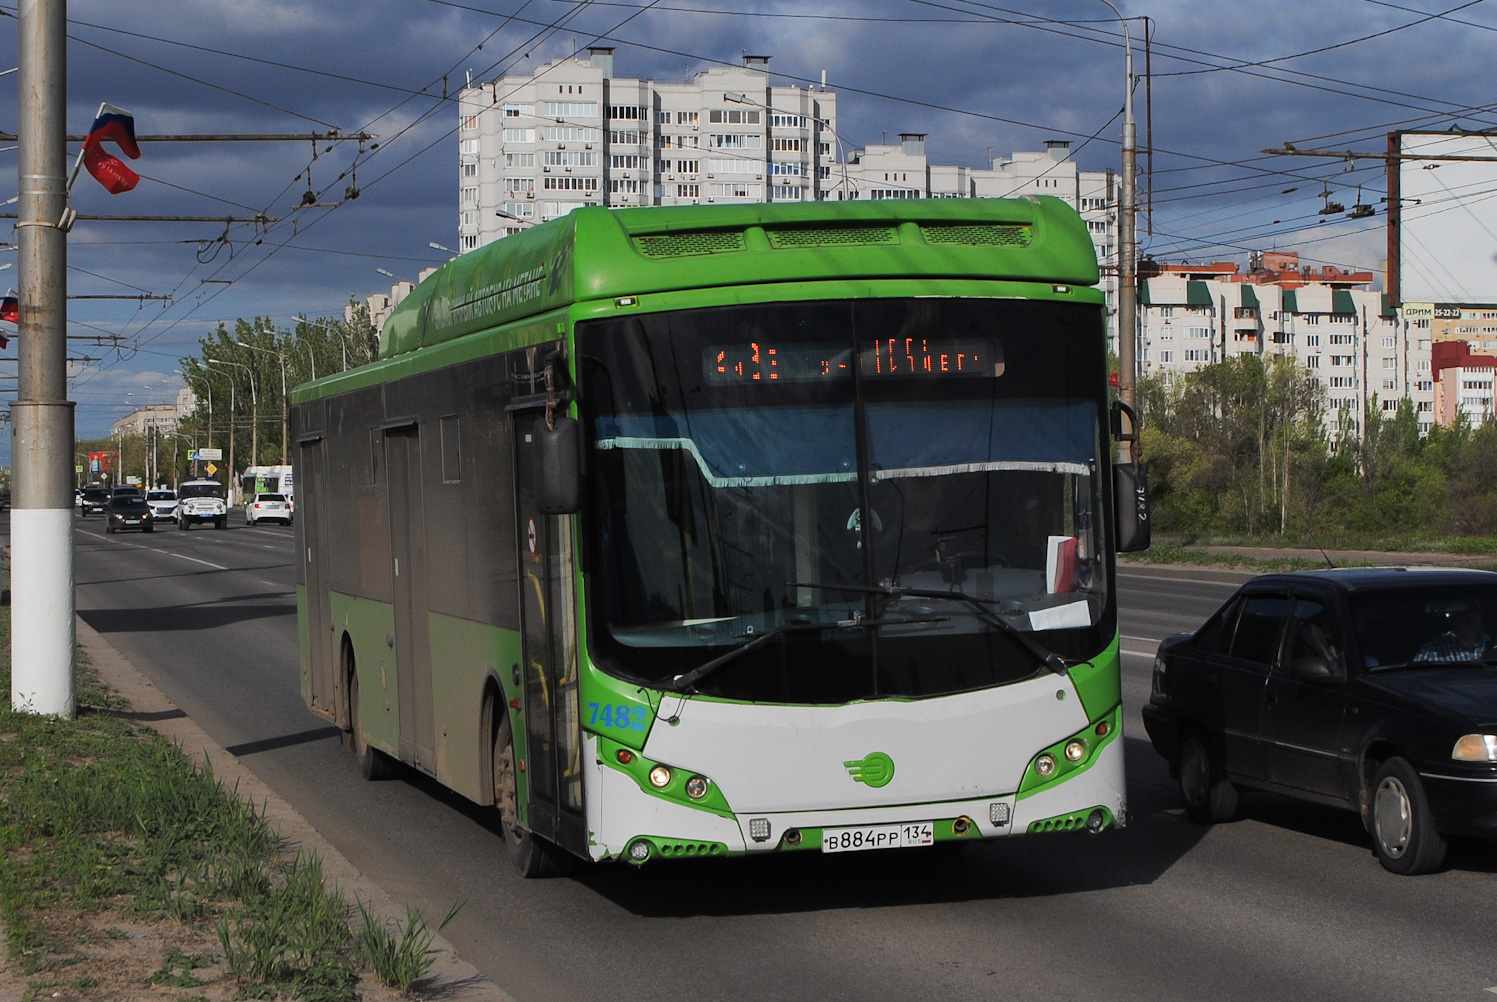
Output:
(0, 595), (460, 1000)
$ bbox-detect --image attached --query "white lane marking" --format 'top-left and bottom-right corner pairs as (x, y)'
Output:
(1122, 649), (1155, 658)
(1118, 570), (1244, 587)
(78, 526), (228, 571)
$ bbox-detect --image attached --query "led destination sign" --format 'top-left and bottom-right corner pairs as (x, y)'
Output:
(705, 337), (1000, 385)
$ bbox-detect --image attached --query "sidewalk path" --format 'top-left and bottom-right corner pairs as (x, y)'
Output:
(76, 616), (515, 1002)
(1197, 545), (1495, 567)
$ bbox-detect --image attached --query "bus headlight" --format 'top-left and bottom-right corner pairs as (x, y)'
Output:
(1064, 739), (1088, 762)
(1035, 754), (1057, 778)
(684, 775), (709, 799)
(649, 765), (672, 788)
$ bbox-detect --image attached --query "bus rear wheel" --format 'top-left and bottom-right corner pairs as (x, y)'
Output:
(349, 663), (392, 781)
(492, 709), (574, 878)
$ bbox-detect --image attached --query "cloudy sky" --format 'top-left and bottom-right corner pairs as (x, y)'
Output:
(2, 0), (1493, 447)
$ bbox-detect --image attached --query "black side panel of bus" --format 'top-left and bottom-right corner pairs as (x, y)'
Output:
(386, 425), (437, 771)
(299, 432), (337, 722)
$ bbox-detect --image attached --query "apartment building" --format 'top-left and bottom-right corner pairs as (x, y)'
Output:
(1137, 253), (1435, 439)
(1432, 340), (1497, 428)
(457, 49), (839, 249)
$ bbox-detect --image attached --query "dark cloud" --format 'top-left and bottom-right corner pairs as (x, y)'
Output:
(0, 0), (1489, 440)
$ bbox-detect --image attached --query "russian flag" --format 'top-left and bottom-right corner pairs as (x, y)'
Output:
(82, 103), (141, 195)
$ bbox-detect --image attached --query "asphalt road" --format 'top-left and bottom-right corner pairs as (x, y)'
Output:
(40, 509), (1497, 1001)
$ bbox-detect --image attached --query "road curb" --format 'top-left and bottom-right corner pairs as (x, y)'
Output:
(75, 616), (516, 1002)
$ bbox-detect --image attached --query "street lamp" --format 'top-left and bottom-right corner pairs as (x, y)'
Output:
(376, 266), (412, 284)
(1094, 0), (1139, 444)
(206, 357), (257, 497)
(428, 240), (454, 254)
(235, 340), (288, 466)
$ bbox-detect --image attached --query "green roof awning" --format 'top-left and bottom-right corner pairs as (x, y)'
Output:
(1282, 290), (1298, 314)
(1138, 281), (1152, 305)
(1187, 280), (1214, 306)
(1240, 285), (1259, 309)
(1332, 290), (1356, 315)
(1380, 293), (1396, 318)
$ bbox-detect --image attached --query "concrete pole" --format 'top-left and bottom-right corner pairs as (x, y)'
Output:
(11, 0), (75, 717)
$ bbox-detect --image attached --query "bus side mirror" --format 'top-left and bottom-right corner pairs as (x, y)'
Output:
(1111, 399), (1150, 552)
(1114, 461), (1150, 552)
(534, 416), (581, 515)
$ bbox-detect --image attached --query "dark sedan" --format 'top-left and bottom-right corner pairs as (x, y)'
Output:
(80, 486), (109, 516)
(105, 495), (155, 533)
(1142, 567), (1497, 875)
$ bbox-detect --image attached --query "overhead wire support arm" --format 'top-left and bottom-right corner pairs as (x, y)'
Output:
(0, 131), (378, 144)
(1261, 146), (1497, 162)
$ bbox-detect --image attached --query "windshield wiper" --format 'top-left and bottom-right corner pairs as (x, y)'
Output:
(791, 581), (1075, 676)
(664, 612), (948, 693)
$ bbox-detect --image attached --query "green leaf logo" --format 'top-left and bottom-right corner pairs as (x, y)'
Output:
(844, 752), (895, 788)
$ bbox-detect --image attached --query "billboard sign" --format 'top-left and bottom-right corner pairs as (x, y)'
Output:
(1395, 131), (1497, 305)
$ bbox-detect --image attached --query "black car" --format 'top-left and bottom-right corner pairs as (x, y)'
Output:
(1142, 567), (1497, 875)
(105, 495), (154, 533)
(80, 486), (110, 516)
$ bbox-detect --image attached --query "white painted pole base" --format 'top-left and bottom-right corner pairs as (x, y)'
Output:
(10, 507), (76, 717)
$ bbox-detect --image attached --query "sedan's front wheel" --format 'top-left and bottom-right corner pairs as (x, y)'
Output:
(1371, 757), (1447, 875)
(1178, 729), (1238, 824)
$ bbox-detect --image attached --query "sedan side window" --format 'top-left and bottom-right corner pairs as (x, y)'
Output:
(1283, 598), (1344, 676)
(1229, 595), (1291, 667)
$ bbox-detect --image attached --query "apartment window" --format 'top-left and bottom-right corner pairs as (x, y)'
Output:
(1383, 379), (1397, 390)
(1160, 350), (1173, 363)
(771, 114), (803, 128)
(542, 101), (598, 118)
(708, 109), (760, 124)
(1306, 356), (1320, 368)
(1414, 318), (1431, 329)
(462, 234), (479, 250)
(545, 151), (598, 167)
(461, 186), (478, 204)
(608, 105), (640, 120)
(503, 128), (535, 143)
(505, 104), (534, 118)
(502, 202), (534, 218)
(1382, 357), (1397, 369)
(676, 111), (698, 126)
(1186, 327), (1211, 339)
(1329, 313), (1355, 323)
(1383, 399), (1399, 411)
(461, 162), (478, 178)
(460, 138), (480, 155)
(543, 126), (600, 143)
(1382, 336), (1396, 348)
(543, 176), (599, 191)
(461, 115), (477, 131)
(1302, 314), (1320, 325)
(609, 130), (641, 145)
(768, 162), (802, 176)
(675, 159), (699, 173)
(1157, 328), (1173, 340)
(610, 179), (639, 193)
(771, 184), (802, 200)
(711, 134), (762, 150)
(505, 152), (535, 167)
(1159, 307), (1174, 318)
(676, 183), (699, 198)
(1417, 400), (1433, 412)
(819, 142), (831, 157)
(505, 177), (534, 193)
(1330, 333), (1356, 345)
(771, 137), (802, 152)
(1417, 359), (1431, 371)
(710, 182), (761, 198)
(658, 111), (671, 124)
(610, 155), (640, 169)
(460, 210), (478, 227)
(1185, 349), (1210, 361)
(1330, 376), (1355, 388)
(708, 158), (755, 174)
(1304, 333), (1320, 346)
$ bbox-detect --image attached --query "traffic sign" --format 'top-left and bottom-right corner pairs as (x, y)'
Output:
(188, 449), (198, 461)
(198, 448), (223, 461)
(205, 463), (217, 475)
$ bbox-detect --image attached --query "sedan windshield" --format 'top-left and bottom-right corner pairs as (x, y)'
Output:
(1354, 583), (1497, 668)
(578, 298), (1114, 703)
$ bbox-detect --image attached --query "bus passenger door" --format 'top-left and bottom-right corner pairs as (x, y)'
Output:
(385, 425), (437, 771)
(513, 416), (586, 853)
(298, 436), (336, 720)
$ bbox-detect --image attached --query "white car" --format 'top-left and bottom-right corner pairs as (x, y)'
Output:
(144, 489), (178, 521)
(176, 478), (228, 530)
(245, 492), (292, 526)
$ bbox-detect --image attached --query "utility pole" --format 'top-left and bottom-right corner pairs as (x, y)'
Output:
(12, 0), (75, 717)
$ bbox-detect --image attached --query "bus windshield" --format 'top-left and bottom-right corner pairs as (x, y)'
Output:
(578, 298), (1114, 703)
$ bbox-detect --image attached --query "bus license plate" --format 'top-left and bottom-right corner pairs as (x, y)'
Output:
(822, 822), (934, 853)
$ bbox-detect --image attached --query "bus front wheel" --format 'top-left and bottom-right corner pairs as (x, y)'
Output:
(492, 710), (574, 878)
(349, 664), (392, 781)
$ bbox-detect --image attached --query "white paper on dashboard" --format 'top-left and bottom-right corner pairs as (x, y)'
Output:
(1028, 601), (1092, 631)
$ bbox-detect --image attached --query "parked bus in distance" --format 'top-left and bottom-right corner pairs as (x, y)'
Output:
(291, 199), (1149, 876)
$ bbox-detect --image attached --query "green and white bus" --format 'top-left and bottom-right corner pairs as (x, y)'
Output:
(292, 198), (1149, 875)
